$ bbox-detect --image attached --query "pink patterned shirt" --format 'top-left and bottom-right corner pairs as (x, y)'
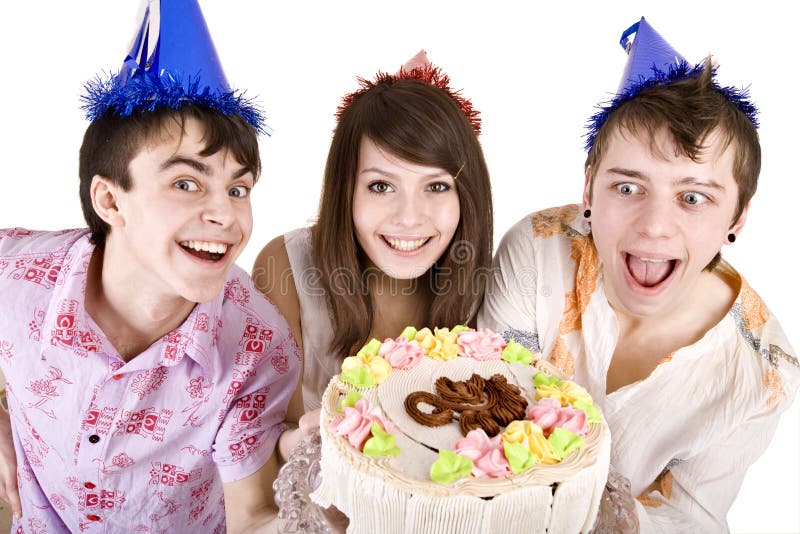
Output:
(0, 228), (301, 533)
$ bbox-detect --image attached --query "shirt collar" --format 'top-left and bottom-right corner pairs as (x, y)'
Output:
(40, 233), (103, 357)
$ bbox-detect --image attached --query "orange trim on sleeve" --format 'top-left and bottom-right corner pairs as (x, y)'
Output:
(531, 205), (580, 238)
(636, 470), (673, 508)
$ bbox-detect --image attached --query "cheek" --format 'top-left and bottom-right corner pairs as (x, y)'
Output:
(435, 196), (461, 240)
(585, 217), (618, 260)
(686, 229), (724, 259)
(240, 205), (254, 241)
(351, 199), (374, 246)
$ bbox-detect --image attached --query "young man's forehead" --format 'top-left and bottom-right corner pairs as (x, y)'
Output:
(602, 123), (735, 166)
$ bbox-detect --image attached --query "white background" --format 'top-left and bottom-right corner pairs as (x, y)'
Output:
(1, 2), (797, 532)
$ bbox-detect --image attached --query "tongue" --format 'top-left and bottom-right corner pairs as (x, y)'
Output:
(182, 246), (220, 262)
(626, 255), (673, 287)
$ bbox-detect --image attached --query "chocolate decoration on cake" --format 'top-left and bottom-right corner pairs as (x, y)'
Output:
(404, 373), (528, 437)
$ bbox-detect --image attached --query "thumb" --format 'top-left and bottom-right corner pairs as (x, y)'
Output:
(298, 409), (321, 434)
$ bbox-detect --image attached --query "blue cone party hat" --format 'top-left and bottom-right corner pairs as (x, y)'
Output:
(82, 0), (267, 134)
(585, 16), (757, 151)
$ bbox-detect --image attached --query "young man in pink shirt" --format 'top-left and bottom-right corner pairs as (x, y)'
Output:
(0, 2), (299, 532)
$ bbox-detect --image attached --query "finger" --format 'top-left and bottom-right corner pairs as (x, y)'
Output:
(278, 428), (301, 461)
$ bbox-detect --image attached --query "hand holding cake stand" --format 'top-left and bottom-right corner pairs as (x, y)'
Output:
(274, 426), (349, 534)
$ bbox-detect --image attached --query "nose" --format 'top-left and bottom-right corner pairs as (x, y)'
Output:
(634, 197), (678, 240)
(390, 191), (426, 228)
(202, 190), (236, 227)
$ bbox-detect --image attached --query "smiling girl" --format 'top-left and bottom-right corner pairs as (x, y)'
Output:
(251, 52), (493, 467)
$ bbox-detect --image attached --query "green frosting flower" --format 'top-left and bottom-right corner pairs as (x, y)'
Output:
(341, 366), (375, 388)
(502, 339), (533, 365)
(340, 390), (364, 411)
(430, 450), (473, 484)
(451, 324), (471, 334)
(533, 372), (562, 388)
(548, 428), (585, 460)
(363, 422), (400, 457)
(400, 326), (418, 341)
(503, 442), (537, 474)
(357, 338), (382, 359)
(573, 400), (602, 423)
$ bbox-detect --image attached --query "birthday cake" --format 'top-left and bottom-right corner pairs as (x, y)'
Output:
(311, 327), (611, 534)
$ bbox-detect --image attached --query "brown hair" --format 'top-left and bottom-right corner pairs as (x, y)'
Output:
(584, 64), (760, 269)
(79, 105), (261, 249)
(313, 78), (493, 357)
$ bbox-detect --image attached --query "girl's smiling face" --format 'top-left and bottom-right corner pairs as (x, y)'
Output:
(352, 137), (460, 280)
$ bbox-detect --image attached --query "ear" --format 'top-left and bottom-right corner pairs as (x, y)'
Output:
(727, 201), (750, 243)
(582, 167), (592, 209)
(90, 175), (125, 228)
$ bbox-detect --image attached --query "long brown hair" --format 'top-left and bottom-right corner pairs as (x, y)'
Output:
(312, 78), (493, 357)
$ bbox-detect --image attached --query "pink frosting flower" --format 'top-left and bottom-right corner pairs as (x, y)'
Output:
(330, 398), (393, 450)
(527, 398), (587, 437)
(457, 328), (506, 361)
(454, 429), (511, 478)
(379, 337), (424, 369)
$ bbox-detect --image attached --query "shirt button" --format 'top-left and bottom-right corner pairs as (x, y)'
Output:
(88, 434), (100, 444)
(84, 482), (96, 489)
(112, 374), (123, 380)
(86, 514), (101, 521)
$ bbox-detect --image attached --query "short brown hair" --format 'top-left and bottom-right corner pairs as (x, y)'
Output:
(585, 64), (760, 225)
(313, 78), (493, 357)
(79, 105), (261, 249)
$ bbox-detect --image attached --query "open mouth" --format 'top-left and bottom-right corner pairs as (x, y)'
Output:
(624, 253), (678, 289)
(179, 240), (229, 262)
(382, 236), (431, 253)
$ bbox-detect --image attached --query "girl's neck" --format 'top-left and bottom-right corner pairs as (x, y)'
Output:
(368, 275), (429, 341)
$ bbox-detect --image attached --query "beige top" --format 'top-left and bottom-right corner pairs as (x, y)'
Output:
(284, 227), (341, 412)
(479, 205), (800, 533)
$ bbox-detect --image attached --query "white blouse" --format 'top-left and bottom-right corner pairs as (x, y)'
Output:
(479, 205), (799, 532)
(284, 227), (341, 412)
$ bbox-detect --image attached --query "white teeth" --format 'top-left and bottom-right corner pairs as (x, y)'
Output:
(385, 237), (428, 251)
(180, 241), (228, 255)
(638, 257), (670, 263)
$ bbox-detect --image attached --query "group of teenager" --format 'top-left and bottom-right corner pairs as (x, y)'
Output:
(0, 3), (797, 533)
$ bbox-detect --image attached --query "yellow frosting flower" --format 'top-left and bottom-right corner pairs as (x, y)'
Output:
(341, 345), (392, 386)
(501, 420), (559, 465)
(415, 327), (459, 361)
(536, 380), (593, 407)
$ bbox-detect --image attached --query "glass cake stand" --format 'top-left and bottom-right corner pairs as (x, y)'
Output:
(273, 428), (332, 534)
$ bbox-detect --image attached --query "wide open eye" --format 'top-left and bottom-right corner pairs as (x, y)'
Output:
(174, 179), (199, 192)
(229, 185), (250, 198)
(615, 182), (640, 195)
(681, 191), (709, 206)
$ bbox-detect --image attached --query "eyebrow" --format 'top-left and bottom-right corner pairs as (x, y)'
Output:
(161, 155), (211, 175)
(606, 167), (725, 190)
(160, 155), (251, 180)
(358, 166), (452, 180)
(674, 177), (725, 191)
